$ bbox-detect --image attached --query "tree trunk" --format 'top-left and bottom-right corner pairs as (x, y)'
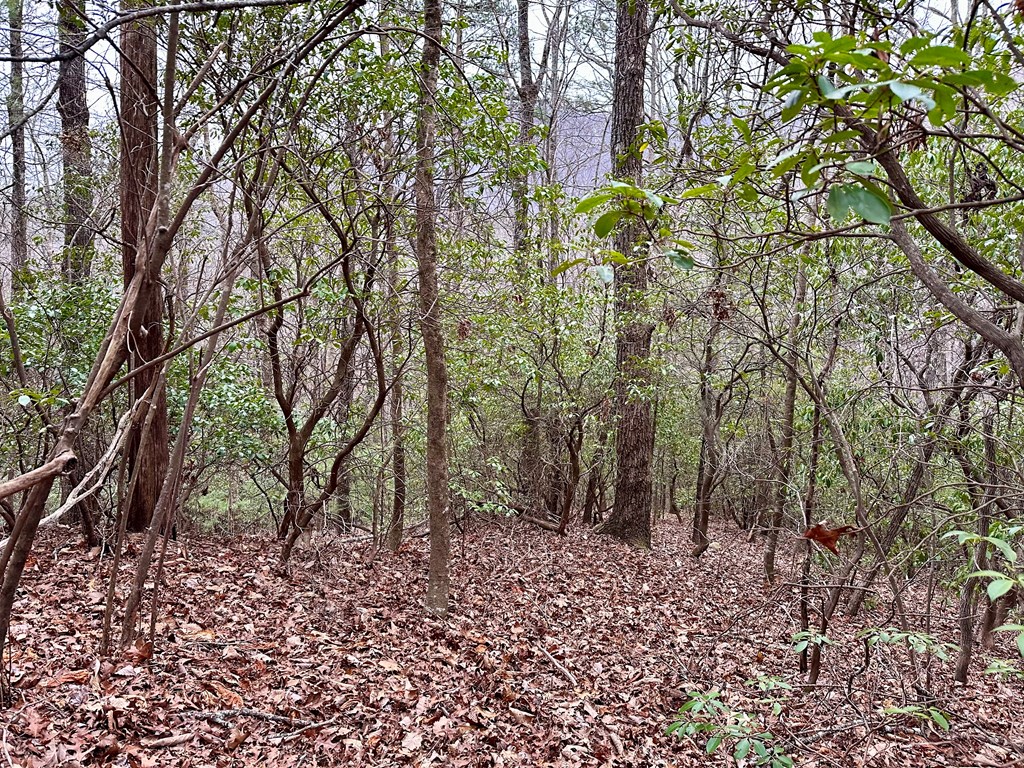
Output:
(798, 403), (821, 674)
(120, 0), (168, 533)
(954, 409), (997, 683)
(57, 0), (94, 280)
(597, 0), (653, 549)
(764, 265), (806, 582)
(415, 0), (451, 616)
(385, 366), (406, 552)
(7, 0), (27, 276)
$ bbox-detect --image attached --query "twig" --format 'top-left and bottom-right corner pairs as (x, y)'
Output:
(1, 724), (14, 768)
(273, 716), (339, 741)
(184, 708), (311, 727)
(538, 645), (578, 688)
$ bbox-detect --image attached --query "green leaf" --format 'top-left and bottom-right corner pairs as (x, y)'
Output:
(846, 184), (892, 224)
(930, 709), (950, 731)
(988, 579), (1016, 601)
(793, 640), (809, 653)
(846, 160), (877, 176)
(667, 250), (694, 271)
(781, 90), (805, 122)
(680, 183), (719, 199)
(732, 117), (751, 141)
(594, 210), (624, 238)
(575, 193), (614, 214)
(986, 536), (1018, 563)
(828, 185), (853, 222)
(551, 258), (588, 277)
(706, 735), (723, 754)
(969, 569), (1011, 580)
(800, 152), (821, 188)
(817, 74), (838, 97)
(910, 45), (971, 68)
(890, 81), (935, 108)
(986, 71), (1018, 95)
(735, 739), (751, 760)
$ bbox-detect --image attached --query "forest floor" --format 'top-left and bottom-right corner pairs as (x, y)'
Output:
(3, 517), (1023, 768)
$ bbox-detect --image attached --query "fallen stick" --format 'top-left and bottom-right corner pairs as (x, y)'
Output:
(184, 708), (311, 728)
(538, 645), (578, 688)
(274, 716), (339, 741)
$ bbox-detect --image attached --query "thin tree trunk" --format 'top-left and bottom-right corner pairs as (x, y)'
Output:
(415, 0), (450, 615)
(764, 265), (806, 582)
(954, 409), (997, 683)
(7, 0), (27, 275)
(798, 403), (821, 675)
(57, 0), (94, 279)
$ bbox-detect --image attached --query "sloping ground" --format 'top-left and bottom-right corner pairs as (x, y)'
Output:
(3, 518), (1022, 767)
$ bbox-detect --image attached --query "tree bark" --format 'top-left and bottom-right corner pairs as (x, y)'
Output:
(120, 0), (168, 533)
(57, 0), (94, 279)
(597, 0), (654, 549)
(415, 0), (451, 615)
(7, 0), (27, 276)
(763, 264), (806, 582)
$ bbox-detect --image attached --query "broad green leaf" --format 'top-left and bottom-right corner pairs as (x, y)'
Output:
(846, 160), (877, 176)
(594, 210), (624, 238)
(822, 129), (862, 144)
(706, 735), (723, 754)
(900, 36), (934, 57)
(594, 264), (614, 284)
(828, 185), (853, 222)
(735, 739), (751, 760)
(910, 45), (971, 68)
(781, 90), (805, 122)
(890, 81), (935, 108)
(800, 152), (821, 188)
(930, 710), (950, 731)
(988, 579), (1016, 601)
(732, 117), (751, 141)
(817, 74), (838, 97)
(987, 536), (1018, 563)
(667, 250), (694, 271)
(575, 193), (614, 214)
(846, 184), (892, 224)
(969, 569), (1011, 580)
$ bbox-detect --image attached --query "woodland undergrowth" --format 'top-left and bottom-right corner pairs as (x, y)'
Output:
(3, 518), (1022, 768)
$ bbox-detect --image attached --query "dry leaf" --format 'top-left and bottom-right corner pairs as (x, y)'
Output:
(225, 728), (249, 750)
(401, 731), (423, 751)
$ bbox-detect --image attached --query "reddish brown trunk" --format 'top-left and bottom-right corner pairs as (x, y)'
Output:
(120, 0), (168, 533)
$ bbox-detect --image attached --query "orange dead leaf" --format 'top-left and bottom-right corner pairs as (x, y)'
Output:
(801, 523), (858, 554)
